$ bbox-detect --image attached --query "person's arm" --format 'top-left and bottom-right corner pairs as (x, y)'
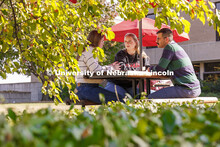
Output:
(150, 45), (174, 72)
(114, 50), (128, 71)
(83, 52), (112, 72)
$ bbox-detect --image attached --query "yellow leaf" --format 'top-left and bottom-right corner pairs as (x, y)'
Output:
(191, 0), (197, 7)
(156, 127), (164, 139)
(181, 19), (191, 33)
(198, 12), (205, 25)
(58, 64), (62, 67)
(208, 1), (215, 9)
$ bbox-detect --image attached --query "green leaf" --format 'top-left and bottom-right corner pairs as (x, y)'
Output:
(12, 68), (18, 72)
(5, 65), (11, 73)
(7, 108), (17, 122)
(54, 98), (59, 105)
(99, 93), (105, 104)
(155, 127), (164, 139)
(0, 72), (7, 79)
(30, 23), (37, 31)
(162, 110), (176, 134)
(78, 44), (84, 56)
(69, 104), (74, 111)
(70, 44), (75, 54)
(2, 42), (9, 53)
(1, 9), (8, 15)
(176, 24), (182, 34)
(137, 119), (147, 135)
(13, 62), (20, 68)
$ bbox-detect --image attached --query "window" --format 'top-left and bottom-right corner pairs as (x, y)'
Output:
(204, 73), (220, 81)
(203, 62), (220, 81)
(216, 2), (220, 41)
(146, 14), (157, 49)
(193, 63), (200, 79)
(204, 62), (220, 72)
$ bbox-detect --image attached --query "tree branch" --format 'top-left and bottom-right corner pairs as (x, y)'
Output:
(0, 0), (5, 7)
(9, 0), (23, 52)
(38, 22), (59, 41)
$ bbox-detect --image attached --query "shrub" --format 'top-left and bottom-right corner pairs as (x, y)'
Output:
(201, 79), (220, 93)
(1, 101), (220, 146)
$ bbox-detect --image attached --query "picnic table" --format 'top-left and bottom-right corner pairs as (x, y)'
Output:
(84, 70), (171, 96)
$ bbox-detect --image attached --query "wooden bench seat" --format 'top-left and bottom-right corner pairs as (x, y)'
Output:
(66, 97), (218, 107)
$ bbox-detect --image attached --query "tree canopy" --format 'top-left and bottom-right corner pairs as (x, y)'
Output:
(0, 0), (220, 103)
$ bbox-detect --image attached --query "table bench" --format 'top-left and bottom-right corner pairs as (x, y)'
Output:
(84, 71), (171, 96)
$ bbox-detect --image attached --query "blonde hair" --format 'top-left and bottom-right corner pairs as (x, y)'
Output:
(124, 33), (149, 59)
(124, 33), (139, 51)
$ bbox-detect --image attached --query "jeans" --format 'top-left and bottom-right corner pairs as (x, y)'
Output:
(148, 85), (201, 99)
(105, 81), (137, 98)
(76, 83), (124, 104)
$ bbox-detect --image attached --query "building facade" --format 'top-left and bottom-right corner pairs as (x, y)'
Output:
(145, 0), (220, 81)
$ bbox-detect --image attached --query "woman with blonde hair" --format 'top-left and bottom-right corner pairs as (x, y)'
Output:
(76, 30), (125, 104)
(105, 33), (150, 98)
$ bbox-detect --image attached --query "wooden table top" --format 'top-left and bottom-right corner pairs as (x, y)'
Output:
(84, 70), (171, 79)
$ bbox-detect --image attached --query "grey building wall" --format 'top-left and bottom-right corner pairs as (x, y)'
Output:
(0, 82), (42, 103)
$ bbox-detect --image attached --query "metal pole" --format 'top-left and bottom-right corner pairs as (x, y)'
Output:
(139, 19), (144, 95)
(139, 19), (143, 71)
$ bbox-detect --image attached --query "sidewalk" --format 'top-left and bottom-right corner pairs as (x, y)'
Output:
(0, 102), (81, 114)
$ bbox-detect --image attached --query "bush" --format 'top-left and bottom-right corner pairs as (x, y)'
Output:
(201, 79), (220, 93)
(102, 41), (124, 65)
(1, 101), (220, 146)
(200, 92), (220, 98)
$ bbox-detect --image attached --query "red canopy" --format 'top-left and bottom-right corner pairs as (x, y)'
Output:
(69, 0), (77, 3)
(110, 18), (189, 47)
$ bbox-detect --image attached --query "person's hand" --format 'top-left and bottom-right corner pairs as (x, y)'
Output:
(146, 67), (150, 72)
(110, 61), (121, 70)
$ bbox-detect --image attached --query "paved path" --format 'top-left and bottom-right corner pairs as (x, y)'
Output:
(0, 102), (82, 114)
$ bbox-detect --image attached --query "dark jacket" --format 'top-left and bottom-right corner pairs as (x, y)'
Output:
(110, 49), (148, 88)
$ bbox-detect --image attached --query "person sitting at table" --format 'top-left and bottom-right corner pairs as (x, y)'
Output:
(148, 28), (201, 98)
(105, 33), (150, 98)
(76, 30), (125, 104)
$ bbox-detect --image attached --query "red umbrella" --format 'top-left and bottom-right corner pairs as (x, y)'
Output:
(69, 0), (77, 3)
(110, 17), (189, 47)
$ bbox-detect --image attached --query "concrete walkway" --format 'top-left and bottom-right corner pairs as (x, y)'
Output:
(0, 97), (218, 114)
(0, 102), (82, 114)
